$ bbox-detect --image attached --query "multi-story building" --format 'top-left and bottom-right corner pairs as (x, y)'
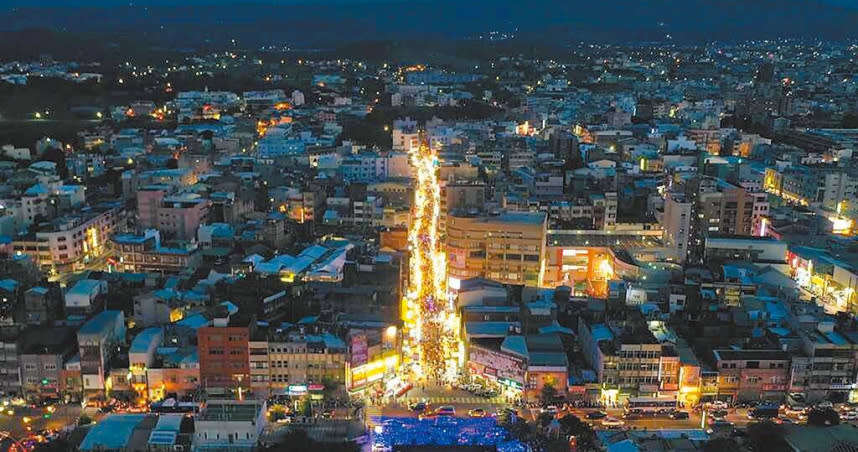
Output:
(392, 118), (419, 151)
(20, 327), (77, 400)
(662, 191), (693, 263)
(136, 187), (210, 240)
(194, 400), (267, 452)
(156, 193), (210, 241)
(23, 285), (61, 326)
(112, 230), (201, 275)
(764, 165), (858, 210)
(0, 327), (21, 396)
(78, 311), (126, 397)
(265, 330), (347, 392)
(447, 211), (547, 287)
(578, 315), (666, 403)
(341, 151), (410, 182)
(693, 177), (767, 237)
(790, 320), (858, 402)
(12, 205), (123, 272)
(197, 310), (252, 392)
(713, 349), (790, 403)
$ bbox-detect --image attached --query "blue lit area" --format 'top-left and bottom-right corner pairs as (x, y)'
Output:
(371, 417), (527, 452)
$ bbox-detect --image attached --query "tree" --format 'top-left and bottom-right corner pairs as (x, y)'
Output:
(703, 437), (740, 452)
(78, 414), (92, 426)
(262, 429), (360, 452)
(540, 383), (558, 405)
(746, 421), (789, 452)
(40, 147), (68, 179)
(558, 414), (597, 450)
(807, 408), (840, 427)
(321, 376), (339, 404)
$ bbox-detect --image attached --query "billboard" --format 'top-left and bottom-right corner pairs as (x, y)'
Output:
(350, 333), (368, 367)
(469, 345), (525, 386)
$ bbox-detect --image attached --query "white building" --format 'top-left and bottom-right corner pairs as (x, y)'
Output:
(291, 90), (305, 106)
(194, 400), (267, 451)
(65, 279), (107, 313)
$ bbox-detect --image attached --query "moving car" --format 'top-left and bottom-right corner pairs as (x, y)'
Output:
(842, 411), (858, 421)
(322, 409), (333, 419)
(468, 408), (487, 418)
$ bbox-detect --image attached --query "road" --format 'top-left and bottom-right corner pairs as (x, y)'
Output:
(0, 404), (87, 439)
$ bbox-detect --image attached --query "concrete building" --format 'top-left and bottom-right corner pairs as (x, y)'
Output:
(64, 279), (107, 316)
(194, 400), (266, 451)
(662, 191), (693, 263)
(713, 349), (790, 403)
(19, 327), (76, 400)
(12, 205), (122, 272)
(77, 311), (126, 397)
(197, 309), (251, 391)
(447, 212), (548, 287)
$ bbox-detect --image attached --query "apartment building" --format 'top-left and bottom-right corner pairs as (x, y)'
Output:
(78, 311), (126, 397)
(20, 327), (77, 400)
(197, 310), (252, 391)
(713, 349), (790, 403)
(662, 191), (693, 263)
(112, 230), (201, 275)
(447, 211), (547, 287)
(13, 205), (123, 272)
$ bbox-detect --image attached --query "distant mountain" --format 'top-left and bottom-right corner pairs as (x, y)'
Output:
(0, 0), (855, 46)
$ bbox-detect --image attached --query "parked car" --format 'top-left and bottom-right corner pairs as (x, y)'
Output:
(774, 416), (796, 424)
(468, 408), (487, 418)
(601, 416), (625, 428)
(541, 406), (558, 415)
(587, 411), (608, 420)
(409, 401), (428, 413)
(710, 410), (729, 420)
(669, 411), (690, 420)
(436, 406), (456, 416)
(842, 411), (858, 421)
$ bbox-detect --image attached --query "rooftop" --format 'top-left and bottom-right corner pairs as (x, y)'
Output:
(198, 400), (264, 422)
(78, 310), (123, 337)
(713, 349), (790, 362)
(79, 414), (147, 451)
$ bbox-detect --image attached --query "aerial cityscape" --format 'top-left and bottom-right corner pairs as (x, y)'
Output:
(2, 1), (858, 451)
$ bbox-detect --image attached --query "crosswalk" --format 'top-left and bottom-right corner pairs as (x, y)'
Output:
(400, 396), (507, 405)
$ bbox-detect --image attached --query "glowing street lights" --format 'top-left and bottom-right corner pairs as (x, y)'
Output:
(402, 138), (459, 381)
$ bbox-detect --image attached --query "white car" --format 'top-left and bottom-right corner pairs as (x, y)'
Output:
(541, 405), (559, 415)
(601, 416), (625, 428)
(709, 401), (728, 410)
(843, 411), (858, 421)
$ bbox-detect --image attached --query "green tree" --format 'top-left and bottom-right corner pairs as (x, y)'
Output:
(703, 437), (740, 452)
(746, 421), (789, 452)
(540, 383), (558, 405)
(807, 408), (840, 427)
(558, 414), (597, 450)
